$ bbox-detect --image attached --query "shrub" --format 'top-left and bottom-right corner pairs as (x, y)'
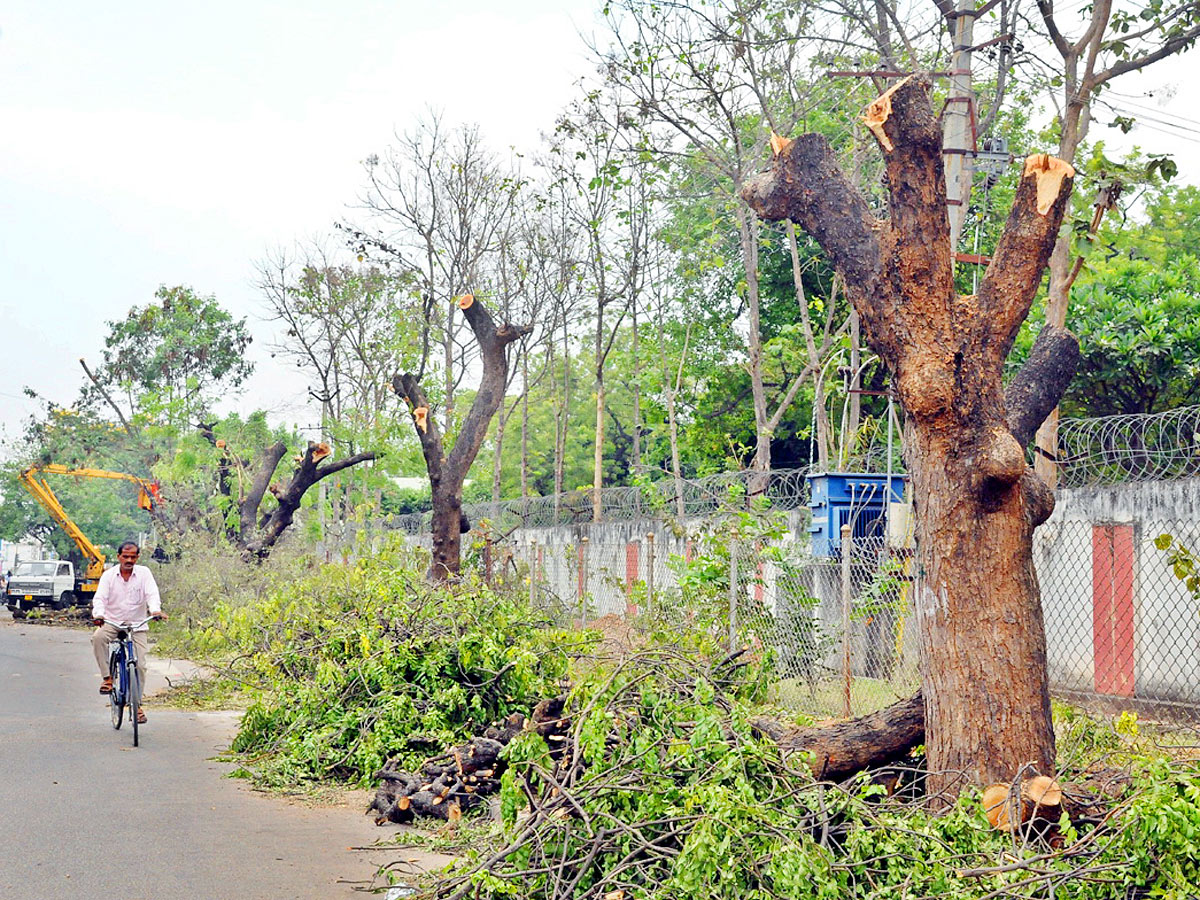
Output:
(202, 535), (596, 787)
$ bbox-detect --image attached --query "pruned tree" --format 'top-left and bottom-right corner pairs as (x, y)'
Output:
(353, 117), (537, 578)
(241, 441), (379, 559)
(742, 76), (1079, 795)
(393, 295), (531, 580)
(202, 430), (379, 559)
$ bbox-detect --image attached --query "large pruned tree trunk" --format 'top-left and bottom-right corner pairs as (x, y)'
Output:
(393, 295), (532, 581)
(742, 77), (1079, 797)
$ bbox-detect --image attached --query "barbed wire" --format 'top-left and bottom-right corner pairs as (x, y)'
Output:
(1056, 404), (1200, 488)
(381, 405), (1200, 535)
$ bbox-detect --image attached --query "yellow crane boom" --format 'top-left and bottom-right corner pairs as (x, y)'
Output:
(18, 464), (158, 589)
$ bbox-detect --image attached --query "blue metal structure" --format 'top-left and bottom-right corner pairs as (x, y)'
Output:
(807, 472), (908, 556)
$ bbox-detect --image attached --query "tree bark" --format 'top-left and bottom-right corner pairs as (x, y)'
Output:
(742, 77), (1078, 797)
(239, 441), (287, 542)
(737, 206), (773, 498)
(752, 693), (924, 782)
(242, 442), (379, 559)
(394, 296), (532, 581)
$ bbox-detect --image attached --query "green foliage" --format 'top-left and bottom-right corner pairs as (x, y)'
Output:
(1062, 255), (1200, 415)
(88, 285), (253, 426)
(1154, 533), (1200, 599)
(851, 556), (905, 622)
(1136, 184), (1200, 264)
(444, 659), (1200, 899)
(192, 536), (595, 787)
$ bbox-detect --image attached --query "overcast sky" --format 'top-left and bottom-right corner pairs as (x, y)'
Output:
(1, 3), (1197, 446)
(0, 0), (601, 438)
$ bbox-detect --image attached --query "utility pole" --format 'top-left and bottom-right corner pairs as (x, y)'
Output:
(943, 0), (978, 257)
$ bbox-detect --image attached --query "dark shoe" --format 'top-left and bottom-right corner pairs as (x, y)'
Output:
(136, 708), (147, 724)
(99, 676), (113, 694)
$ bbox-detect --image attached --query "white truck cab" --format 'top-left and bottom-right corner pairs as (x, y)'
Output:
(5, 560), (81, 615)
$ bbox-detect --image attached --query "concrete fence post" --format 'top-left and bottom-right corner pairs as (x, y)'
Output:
(729, 540), (739, 653)
(529, 539), (538, 607)
(646, 531), (656, 614)
(841, 524), (853, 719)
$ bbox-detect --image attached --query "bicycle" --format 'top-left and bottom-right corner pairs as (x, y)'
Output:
(104, 615), (158, 747)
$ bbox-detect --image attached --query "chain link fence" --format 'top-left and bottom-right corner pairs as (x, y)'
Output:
(1036, 485), (1200, 722)
(407, 476), (1200, 725)
(478, 515), (920, 720)
(370, 406), (1200, 722)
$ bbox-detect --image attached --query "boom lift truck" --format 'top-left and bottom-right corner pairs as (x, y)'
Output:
(6, 464), (158, 615)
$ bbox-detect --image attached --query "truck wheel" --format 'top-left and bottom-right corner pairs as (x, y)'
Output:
(53, 591), (76, 610)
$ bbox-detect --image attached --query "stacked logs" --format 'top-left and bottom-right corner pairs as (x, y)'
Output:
(368, 697), (569, 825)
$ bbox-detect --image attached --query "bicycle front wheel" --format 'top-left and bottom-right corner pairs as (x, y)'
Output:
(110, 652), (124, 730)
(110, 682), (124, 730)
(128, 659), (141, 747)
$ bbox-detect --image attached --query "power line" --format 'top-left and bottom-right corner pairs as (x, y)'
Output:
(1108, 105), (1200, 137)
(1116, 118), (1200, 146)
(1105, 95), (1200, 129)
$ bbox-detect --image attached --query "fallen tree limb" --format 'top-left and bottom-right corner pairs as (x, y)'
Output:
(751, 692), (925, 782)
(374, 688), (927, 826)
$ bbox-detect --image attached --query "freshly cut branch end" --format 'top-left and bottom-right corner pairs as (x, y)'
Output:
(414, 406), (429, 433)
(1023, 155), (1076, 215)
(982, 783), (1013, 830)
(861, 74), (913, 152)
(769, 132), (793, 157)
(311, 442), (331, 464)
(457, 293), (475, 310)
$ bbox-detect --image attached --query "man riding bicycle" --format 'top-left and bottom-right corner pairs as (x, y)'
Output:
(91, 541), (167, 725)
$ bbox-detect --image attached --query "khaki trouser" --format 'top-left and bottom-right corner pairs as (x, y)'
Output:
(92, 624), (148, 694)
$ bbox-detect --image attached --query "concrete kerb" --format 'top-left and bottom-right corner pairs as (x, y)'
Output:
(143, 652), (215, 698)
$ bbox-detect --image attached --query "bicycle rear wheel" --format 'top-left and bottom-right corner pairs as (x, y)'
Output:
(128, 658), (141, 747)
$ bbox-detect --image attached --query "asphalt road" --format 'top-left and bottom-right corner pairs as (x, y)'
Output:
(0, 614), (452, 900)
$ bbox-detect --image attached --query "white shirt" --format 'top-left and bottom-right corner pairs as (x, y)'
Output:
(91, 564), (162, 631)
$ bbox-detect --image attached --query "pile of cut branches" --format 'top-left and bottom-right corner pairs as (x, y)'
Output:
(201, 538), (597, 787)
(427, 650), (1200, 900)
(369, 698), (570, 824)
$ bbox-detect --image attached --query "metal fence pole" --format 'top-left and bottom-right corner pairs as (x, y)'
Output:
(729, 539), (739, 653)
(579, 536), (589, 628)
(646, 531), (656, 615)
(841, 524), (853, 718)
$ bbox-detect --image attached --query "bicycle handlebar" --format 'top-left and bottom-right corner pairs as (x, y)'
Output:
(102, 615), (162, 630)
